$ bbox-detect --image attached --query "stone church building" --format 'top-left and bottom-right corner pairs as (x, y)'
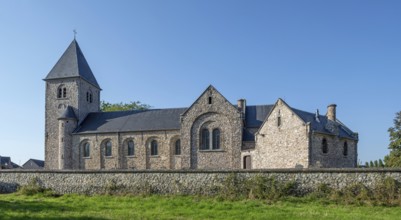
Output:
(44, 39), (358, 170)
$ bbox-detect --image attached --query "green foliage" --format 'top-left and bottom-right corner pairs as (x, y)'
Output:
(218, 174), (298, 201)
(385, 111), (401, 167)
(379, 159), (385, 167)
(17, 177), (56, 197)
(100, 100), (150, 112)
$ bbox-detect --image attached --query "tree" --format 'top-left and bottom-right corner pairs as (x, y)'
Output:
(378, 159), (384, 167)
(100, 101), (151, 112)
(369, 161), (374, 168)
(384, 111), (401, 167)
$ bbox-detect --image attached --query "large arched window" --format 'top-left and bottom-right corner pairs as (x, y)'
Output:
(151, 140), (158, 156)
(201, 129), (210, 150)
(322, 138), (328, 154)
(343, 141), (348, 156)
(83, 142), (90, 157)
(105, 141), (112, 156)
(175, 139), (181, 155)
(212, 128), (220, 149)
(128, 140), (135, 156)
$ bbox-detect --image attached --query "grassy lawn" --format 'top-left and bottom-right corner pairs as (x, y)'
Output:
(1, 193), (400, 220)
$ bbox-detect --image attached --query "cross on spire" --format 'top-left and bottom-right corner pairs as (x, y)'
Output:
(73, 29), (77, 39)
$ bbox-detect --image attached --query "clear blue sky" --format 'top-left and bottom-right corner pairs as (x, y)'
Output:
(0, 0), (400, 166)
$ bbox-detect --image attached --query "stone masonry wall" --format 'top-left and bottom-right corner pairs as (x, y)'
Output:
(180, 86), (243, 169)
(72, 130), (181, 170)
(253, 100), (310, 169)
(1, 169), (401, 195)
(310, 133), (357, 168)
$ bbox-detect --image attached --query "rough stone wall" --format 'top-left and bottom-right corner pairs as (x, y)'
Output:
(310, 133), (357, 168)
(45, 79), (79, 169)
(253, 100), (310, 169)
(180, 86), (243, 169)
(58, 119), (77, 169)
(2, 169), (401, 195)
(77, 79), (100, 124)
(45, 78), (100, 170)
(72, 130), (181, 170)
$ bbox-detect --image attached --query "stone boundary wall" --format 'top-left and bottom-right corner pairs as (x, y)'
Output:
(1, 169), (401, 195)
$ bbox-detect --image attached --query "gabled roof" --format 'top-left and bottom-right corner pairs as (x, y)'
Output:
(75, 108), (187, 134)
(180, 85), (240, 117)
(22, 159), (45, 169)
(58, 106), (77, 120)
(44, 39), (100, 89)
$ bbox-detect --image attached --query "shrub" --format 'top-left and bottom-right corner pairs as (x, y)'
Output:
(17, 177), (56, 196)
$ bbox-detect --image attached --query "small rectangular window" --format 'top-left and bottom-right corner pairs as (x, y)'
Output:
(208, 97), (212, 104)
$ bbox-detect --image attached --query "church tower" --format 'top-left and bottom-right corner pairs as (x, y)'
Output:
(44, 39), (101, 169)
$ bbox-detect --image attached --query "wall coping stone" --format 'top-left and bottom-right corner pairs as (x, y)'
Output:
(1, 168), (401, 174)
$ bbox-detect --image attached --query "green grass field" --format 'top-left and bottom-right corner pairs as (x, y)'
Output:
(1, 194), (401, 220)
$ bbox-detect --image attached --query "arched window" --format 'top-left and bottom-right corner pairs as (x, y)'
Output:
(212, 128), (220, 149)
(128, 140), (134, 156)
(201, 129), (210, 150)
(175, 139), (181, 155)
(83, 142), (90, 157)
(57, 85), (67, 98)
(57, 87), (62, 98)
(105, 141), (112, 156)
(86, 91), (93, 103)
(322, 138), (328, 154)
(343, 141), (348, 156)
(151, 140), (158, 156)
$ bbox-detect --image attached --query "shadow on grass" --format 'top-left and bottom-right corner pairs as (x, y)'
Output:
(0, 198), (106, 220)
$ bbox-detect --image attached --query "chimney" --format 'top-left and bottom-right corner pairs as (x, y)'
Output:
(237, 99), (246, 115)
(326, 104), (337, 121)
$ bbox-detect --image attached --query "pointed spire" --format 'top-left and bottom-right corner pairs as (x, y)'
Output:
(44, 39), (101, 89)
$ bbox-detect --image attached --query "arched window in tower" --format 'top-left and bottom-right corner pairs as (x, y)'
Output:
(343, 141), (348, 156)
(83, 142), (90, 157)
(201, 128), (210, 150)
(212, 128), (220, 149)
(128, 140), (134, 156)
(86, 90), (93, 103)
(322, 138), (328, 154)
(105, 141), (112, 157)
(175, 139), (181, 155)
(57, 85), (67, 98)
(151, 140), (158, 156)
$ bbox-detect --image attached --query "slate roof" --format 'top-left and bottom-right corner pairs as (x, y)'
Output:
(291, 108), (357, 140)
(75, 104), (357, 141)
(75, 108), (187, 134)
(44, 39), (100, 89)
(58, 106), (77, 120)
(22, 159), (45, 169)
